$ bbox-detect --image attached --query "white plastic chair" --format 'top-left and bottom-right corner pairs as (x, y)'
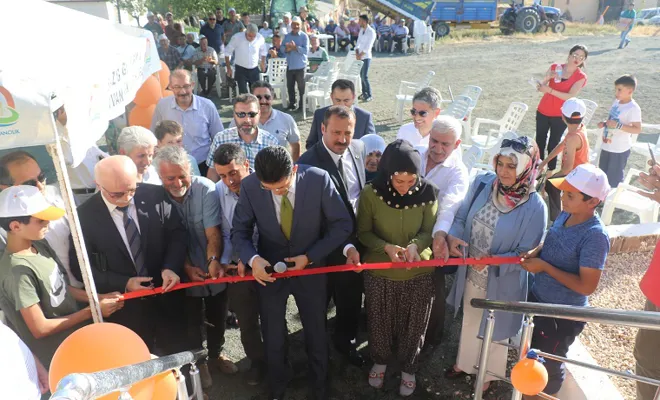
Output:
(462, 145), (483, 173)
(343, 50), (356, 72)
(631, 123), (660, 164)
(470, 102), (529, 147)
(472, 131), (519, 170)
(303, 69), (339, 120)
(440, 95), (471, 121)
(266, 58), (288, 107)
(582, 99), (598, 128)
(601, 168), (660, 225)
(393, 71), (436, 123)
(338, 60), (363, 97)
(451, 85), (483, 136)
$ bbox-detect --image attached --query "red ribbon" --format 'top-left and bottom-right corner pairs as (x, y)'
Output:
(121, 256), (521, 300)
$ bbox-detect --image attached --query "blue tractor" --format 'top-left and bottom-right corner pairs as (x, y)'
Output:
(499, 2), (566, 35)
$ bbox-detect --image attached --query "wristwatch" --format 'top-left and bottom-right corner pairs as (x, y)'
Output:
(206, 256), (218, 268)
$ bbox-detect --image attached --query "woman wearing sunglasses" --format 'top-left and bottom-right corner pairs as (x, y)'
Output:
(443, 136), (547, 394)
(535, 44), (588, 172)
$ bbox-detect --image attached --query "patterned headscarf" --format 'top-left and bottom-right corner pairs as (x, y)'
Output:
(491, 136), (540, 213)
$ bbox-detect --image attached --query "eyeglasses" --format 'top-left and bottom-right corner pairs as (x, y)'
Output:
(234, 111), (259, 118)
(208, 18), (216, 20)
(410, 108), (430, 117)
(570, 54), (586, 61)
(256, 94), (272, 101)
(171, 84), (193, 91)
(23, 172), (47, 187)
(100, 185), (137, 199)
(260, 173), (294, 193)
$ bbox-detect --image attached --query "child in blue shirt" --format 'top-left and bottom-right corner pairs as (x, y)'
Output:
(521, 164), (611, 397)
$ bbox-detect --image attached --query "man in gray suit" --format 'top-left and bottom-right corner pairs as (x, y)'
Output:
(297, 105), (366, 367)
(305, 79), (376, 150)
(231, 146), (353, 400)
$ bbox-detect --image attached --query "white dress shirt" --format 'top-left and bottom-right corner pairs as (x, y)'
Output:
(224, 32), (267, 69)
(217, 180), (239, 264)
(100, 194), (140, 262)
(356, 25), (376, 60)
(0, 322), (41, 400)
(142, 165), (162, 185)
(396, 122), (430, 148)
(43, 186), (81, 288)
(419, 149), (469, 235)
(321, 140), (360, 213)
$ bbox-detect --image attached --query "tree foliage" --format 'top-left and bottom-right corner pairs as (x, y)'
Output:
(116, 0), (148, 17)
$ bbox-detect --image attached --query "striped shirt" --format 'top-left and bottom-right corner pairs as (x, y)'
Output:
(205, 127), (279, 168)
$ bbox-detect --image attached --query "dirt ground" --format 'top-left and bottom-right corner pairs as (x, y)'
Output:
(204, 35), (660, 400)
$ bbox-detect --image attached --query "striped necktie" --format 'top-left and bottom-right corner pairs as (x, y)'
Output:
(117, 206), (146, 276)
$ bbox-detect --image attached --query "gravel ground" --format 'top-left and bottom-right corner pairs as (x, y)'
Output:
(204, 34), (660, 400)
(580, 251), (653, 400)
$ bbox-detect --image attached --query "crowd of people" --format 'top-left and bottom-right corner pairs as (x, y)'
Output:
(0, 11), (658, 400)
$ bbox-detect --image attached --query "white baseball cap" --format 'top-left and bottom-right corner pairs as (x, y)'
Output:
(561, 98), (587, 119)
(549, 164), (611, 201)
(0, 185), (65, 221)
(146, 11), (154, 17)
(291, 16), (302, 24)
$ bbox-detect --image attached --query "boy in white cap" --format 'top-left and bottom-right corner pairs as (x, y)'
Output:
(0, 186), (123, 368)
(539, 97), (591, 221)
(520, 163), (611, 398)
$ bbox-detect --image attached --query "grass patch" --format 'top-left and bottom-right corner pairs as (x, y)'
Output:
(435, 21), (659, 44)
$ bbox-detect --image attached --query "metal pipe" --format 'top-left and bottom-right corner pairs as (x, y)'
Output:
(175, 369), (189, 400)
(534, 350), (660, 388)
(470, 299), (660, 331)
(476, 336), (518, 350)
(511, 315), (535, 400)
(473, 310), (496, 400)
(190, 363), (205, 400)
(50, 350), (206, 400)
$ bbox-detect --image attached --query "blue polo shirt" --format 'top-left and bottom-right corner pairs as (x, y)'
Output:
(200, 23), (224, 54)
(531, 212), (610, 307)
(281, 31), (309, 70)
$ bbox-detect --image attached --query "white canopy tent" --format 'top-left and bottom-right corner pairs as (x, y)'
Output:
(0, 0), (161, 321)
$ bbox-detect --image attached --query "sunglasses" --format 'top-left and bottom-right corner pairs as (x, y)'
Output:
(208, 18), (216, 20)
(410, 108), (430, 117)
(23, 172), (47, 187)
(256, 94), (272, 101)
(235, 111), (259, 118)
(570, 54), (586, 62)
(501, 138), (531, 155)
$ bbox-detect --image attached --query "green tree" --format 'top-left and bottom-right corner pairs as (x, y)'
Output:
(145, 0), (266, 18)
(116, 0), (148, 18)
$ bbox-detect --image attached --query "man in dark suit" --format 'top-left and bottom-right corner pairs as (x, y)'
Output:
(305, 79), (376, 150)
(232, 146), (353, 400)
(71, 155), (188, 354)
(297, 105), (366, 367)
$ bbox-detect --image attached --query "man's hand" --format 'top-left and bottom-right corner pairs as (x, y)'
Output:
(184, 265), (207, 282)
(606, 119), (619, 129)
(34, 356), (49, 394)
(346, 247), (362, 272)
(284, 254), (309, 271)
(521, 244), (543, 260)
(521, 257), (547, 274)
(637, 162), (660, 203)
(433, 232), (449, 262)
(269, 49), (278, 58)
(99, 291), (123, 300)
(252, 256), (275, 286)
(161, 269), (180, 292)
(446, 235), (468, 258)
(598, 121), (605, 129)
(260, 61), (266, 72)
(226, 66), (233, 78)
(208, 259), (224, 279)
(384, 244), (407, 262)
(126, 276), (154, 292)
(99, 297), (124, 317)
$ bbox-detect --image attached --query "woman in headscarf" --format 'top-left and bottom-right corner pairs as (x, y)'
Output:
(443, 136), (548, 394)
(357, 139), (438, 397)
(360, 134), (387, 183)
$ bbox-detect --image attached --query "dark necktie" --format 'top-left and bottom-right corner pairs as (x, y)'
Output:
(337, 155), (349, 193)
(117, 206), (146, 276)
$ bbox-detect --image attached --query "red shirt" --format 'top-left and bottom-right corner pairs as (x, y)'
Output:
(537, 65), (588, 117)
(640, 242), (660, 307)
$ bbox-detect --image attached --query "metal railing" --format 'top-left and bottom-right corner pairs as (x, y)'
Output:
(470, 299), (660, 400)
(50, 349), (206, 400)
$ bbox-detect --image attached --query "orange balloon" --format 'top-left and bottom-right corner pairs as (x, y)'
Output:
(134, 75), (162, 107)
(158, 61), (171, 91)
(152, 370), (178, 400)
(49, 323), (154, 400)
(511, 357), (549, 395)
(129, 104), (157, 129)
(162, 89), (174, 97)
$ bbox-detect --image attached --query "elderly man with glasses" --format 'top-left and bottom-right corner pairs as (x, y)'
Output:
(151, 69), (224, 177)
(205, 94), (279, 182)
